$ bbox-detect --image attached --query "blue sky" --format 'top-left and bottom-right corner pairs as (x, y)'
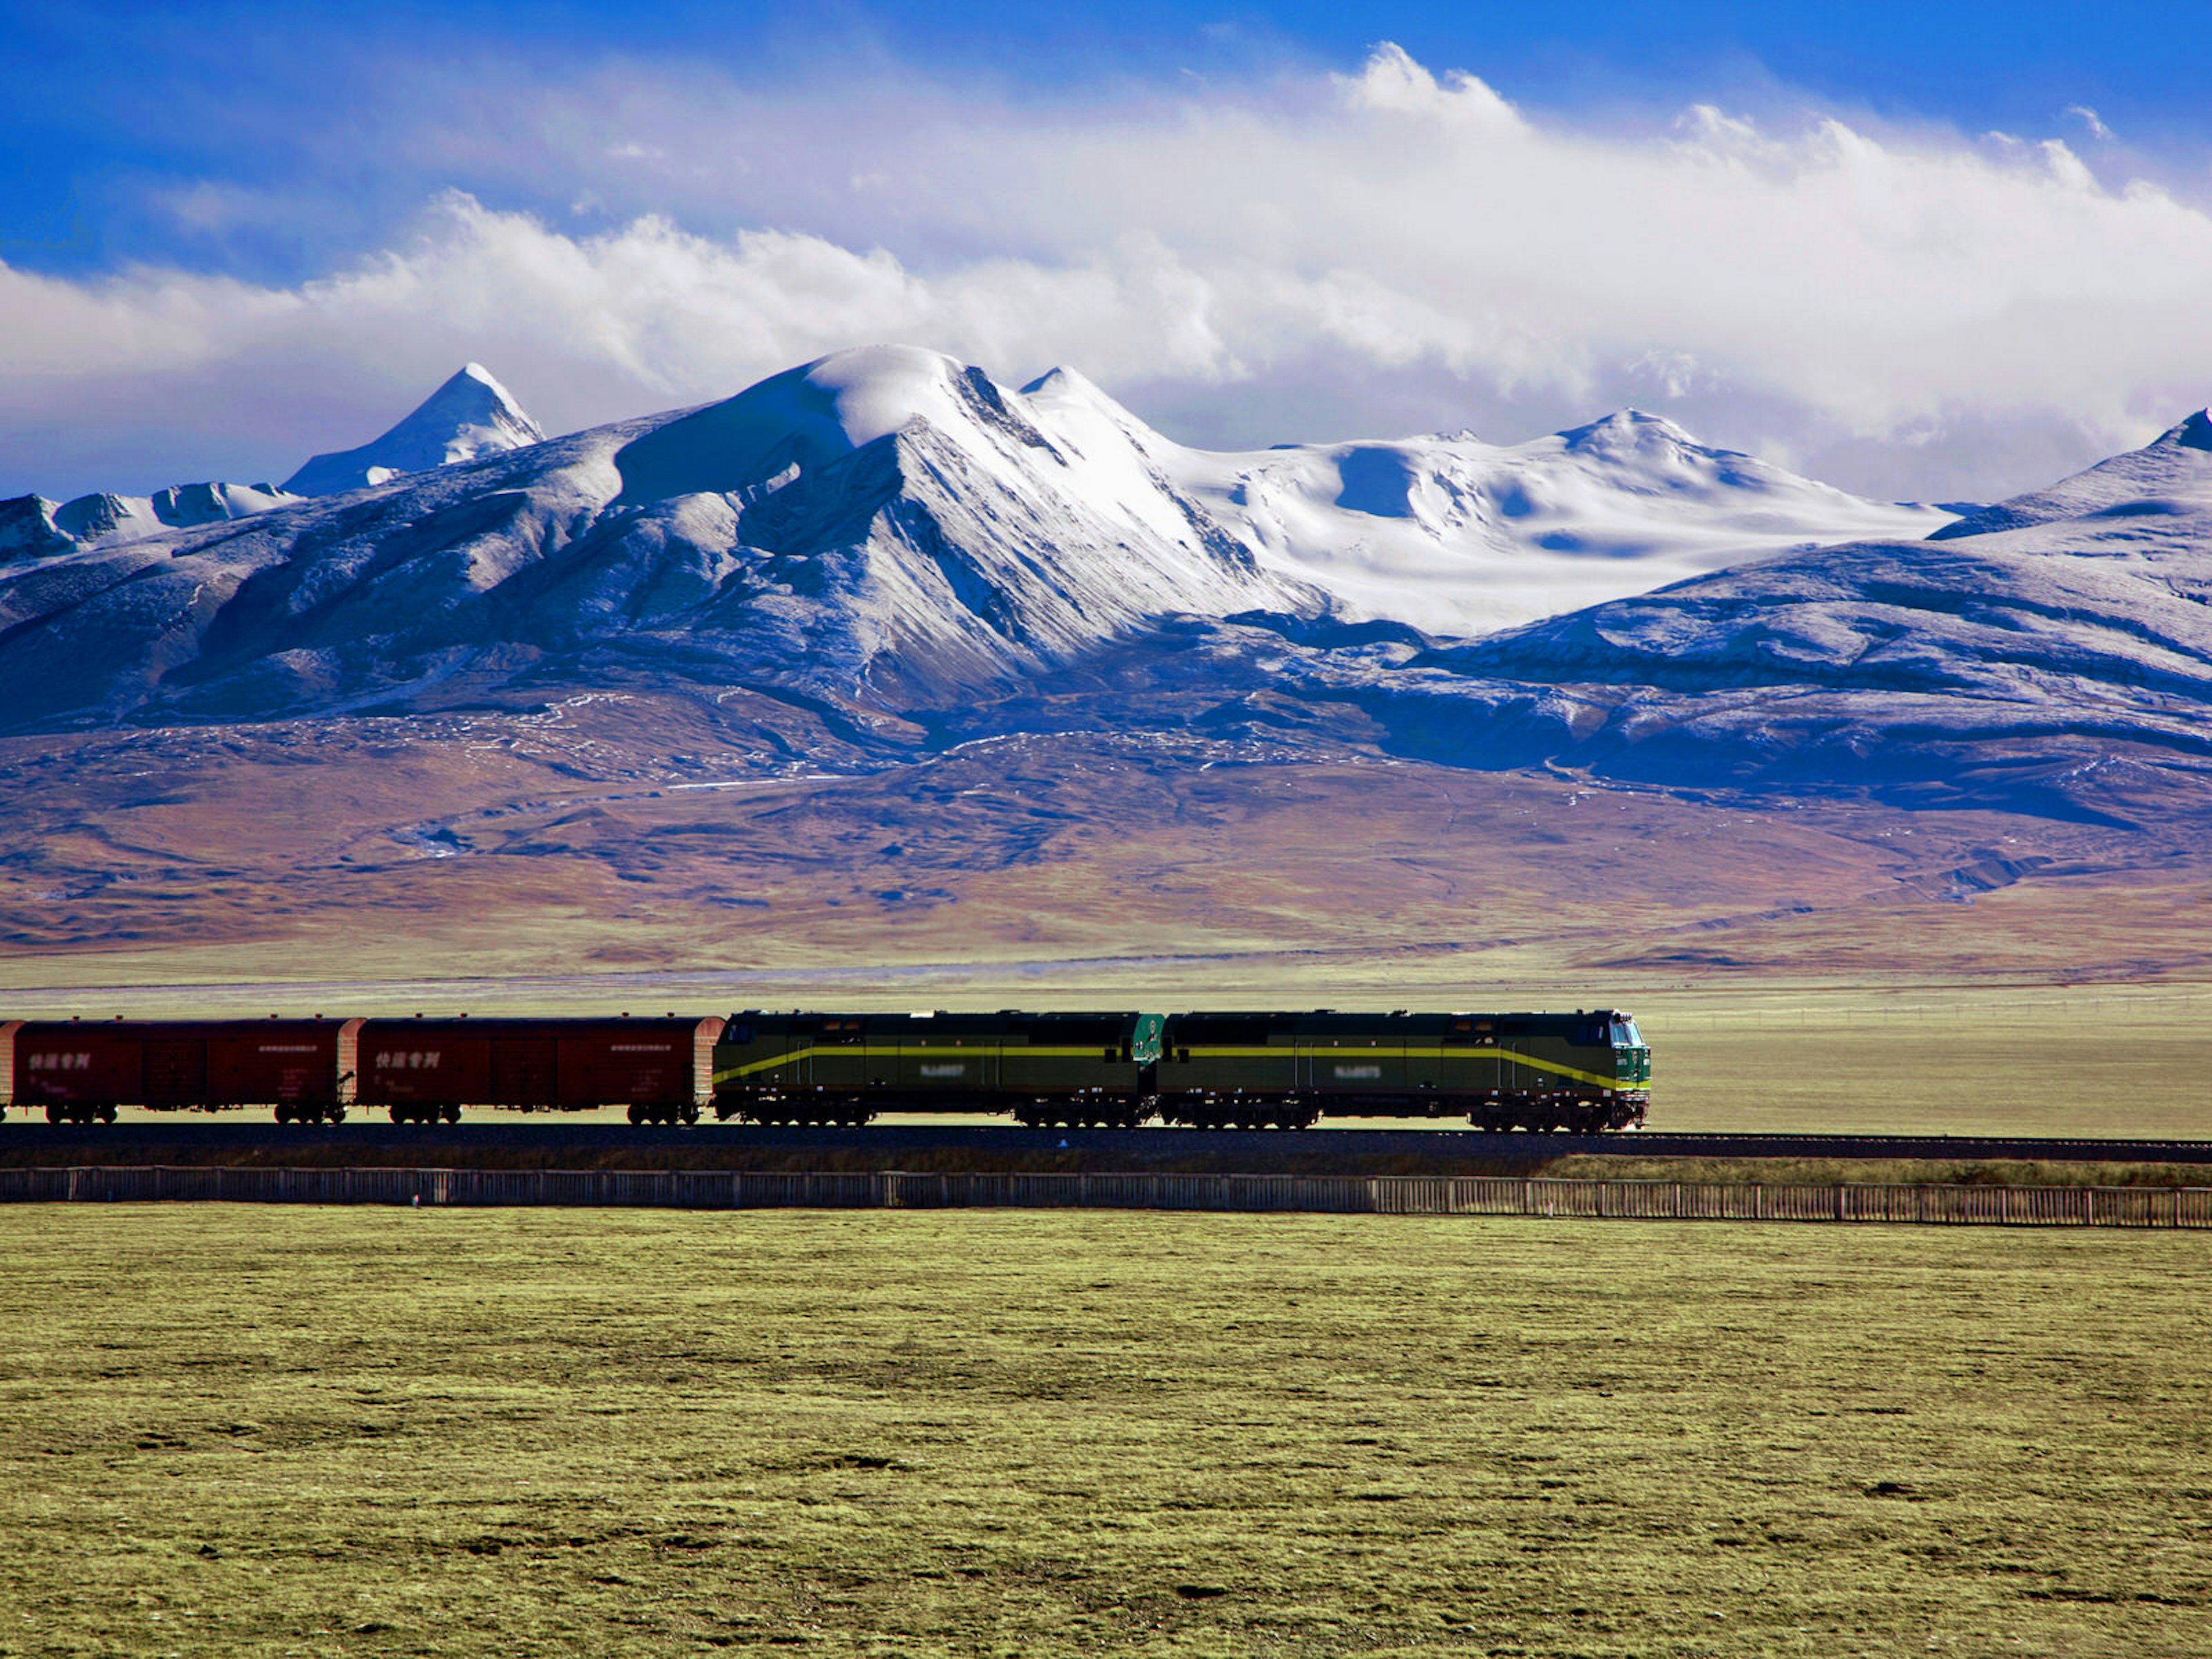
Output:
(2, 0), (2209, 501)
(7, 0), (2206, 281)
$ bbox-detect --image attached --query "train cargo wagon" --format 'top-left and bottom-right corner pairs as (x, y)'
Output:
(356, 1017), (717, 1124)
(206, 1020), (361, 1123)
(0, 1018), (360, 1124)
(712, 1011), (1161, 1127)
(559, 1018), (720, 1125)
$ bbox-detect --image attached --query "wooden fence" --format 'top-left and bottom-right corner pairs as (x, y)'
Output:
(0, 1166), (2207, 1227)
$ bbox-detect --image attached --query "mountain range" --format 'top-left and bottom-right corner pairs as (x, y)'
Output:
(0, 343), (1952, 730)
(0, 344), (2207, 985)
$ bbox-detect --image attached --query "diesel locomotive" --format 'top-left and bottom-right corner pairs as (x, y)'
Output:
(0, 1006), (1650, 1132)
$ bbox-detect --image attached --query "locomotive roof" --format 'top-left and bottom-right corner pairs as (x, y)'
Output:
(727, 1009), (1152, 1033)
(1162, 1009), (1627, 1029)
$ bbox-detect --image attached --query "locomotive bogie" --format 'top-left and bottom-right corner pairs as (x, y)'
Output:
(719, 1093), (881, 1127)
(1155, 1094), (1323, 1130)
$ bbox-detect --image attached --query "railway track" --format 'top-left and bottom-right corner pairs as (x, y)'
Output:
(1, 1122), (2207, 1169)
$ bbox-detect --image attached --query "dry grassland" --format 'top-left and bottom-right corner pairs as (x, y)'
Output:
(2, 1207), (2207, 1658)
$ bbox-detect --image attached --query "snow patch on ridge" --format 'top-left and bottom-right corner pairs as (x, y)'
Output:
(1154, 407), (1955, 635)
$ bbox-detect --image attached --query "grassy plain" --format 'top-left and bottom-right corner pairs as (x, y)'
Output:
(2, 1207), (2207, 1658)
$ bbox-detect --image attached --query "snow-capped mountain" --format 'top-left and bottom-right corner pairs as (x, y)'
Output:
(283, 363), (546, 496)
(0, 343), (2112, 759)
(0, 363), (544, 560)
(1004, 366), (1948, 634)
(0, 347), (1322, 728)
(1150, 406), (1952, 634)
(1927, 408), (2212, 541)
(0, 482), (296, 559)
(1320, 406), (2212, 802)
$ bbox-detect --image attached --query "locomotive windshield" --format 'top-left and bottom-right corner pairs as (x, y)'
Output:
(1611, 1017), (1644, 1048)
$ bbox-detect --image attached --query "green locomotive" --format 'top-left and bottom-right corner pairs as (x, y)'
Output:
(712, 1010), (1164, 1127)
(1156, 1009), (1649, 1131)
(711, 1007), (1649, 1132)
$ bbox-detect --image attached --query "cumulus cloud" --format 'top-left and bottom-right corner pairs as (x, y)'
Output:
(3, 44), (2210, 502)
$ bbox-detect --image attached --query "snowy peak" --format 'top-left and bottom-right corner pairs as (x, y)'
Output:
(1556, 408), (1703, 463)
(1930, 408), (2212, 541)
(1347, 400), (2212, 803)
(283, 363), (546, 497)
(605, 344), (1322, 694)
(1160, 408), (1955, 635)
(612, 346), (1047, 505)
(0, 480), (295, 560)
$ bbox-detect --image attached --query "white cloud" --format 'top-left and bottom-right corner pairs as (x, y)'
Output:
(3, 44), (2210, 502)
(2065, 104), (2116, 142)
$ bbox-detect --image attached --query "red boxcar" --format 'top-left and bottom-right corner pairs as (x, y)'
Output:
(0, 1018), (361, 1124)
(354, 1017), (719, 1124)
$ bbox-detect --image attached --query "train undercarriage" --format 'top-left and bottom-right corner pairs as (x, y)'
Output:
(713, 1087), (1647, 1132)
(39, 1103), (119, 1125)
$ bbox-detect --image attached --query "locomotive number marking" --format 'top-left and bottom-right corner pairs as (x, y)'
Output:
(919, 1063), (968, 1078)
(1331, 1065), (1383, 1080)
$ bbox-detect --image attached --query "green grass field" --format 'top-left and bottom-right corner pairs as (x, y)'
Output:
(3, 1208), (2208, 1657)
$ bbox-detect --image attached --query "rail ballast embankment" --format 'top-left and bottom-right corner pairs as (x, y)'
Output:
(3, 1165), (2210, 1227)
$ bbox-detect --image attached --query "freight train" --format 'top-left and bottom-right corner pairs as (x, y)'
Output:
(0, 1007), (1650, 1132)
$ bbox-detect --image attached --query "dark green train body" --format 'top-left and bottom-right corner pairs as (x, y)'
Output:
(1156, 1009), (1649, 1131)
(713, 1006), (1649, 1132)
(713, 1011), (1164, 1127)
